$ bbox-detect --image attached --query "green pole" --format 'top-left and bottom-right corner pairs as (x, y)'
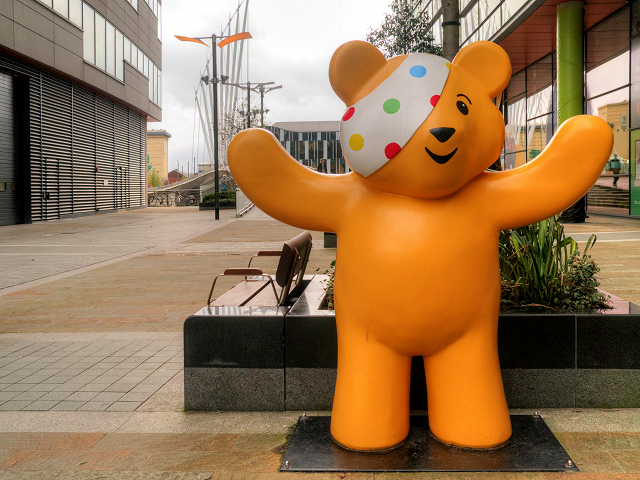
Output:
(557, 1), (586, 222)
(557, 1), (584, 126)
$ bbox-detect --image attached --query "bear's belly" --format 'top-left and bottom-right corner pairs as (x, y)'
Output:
(333, 226), (500, 356)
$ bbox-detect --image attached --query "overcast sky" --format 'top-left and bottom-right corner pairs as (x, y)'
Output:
(152, 0), (393, 173)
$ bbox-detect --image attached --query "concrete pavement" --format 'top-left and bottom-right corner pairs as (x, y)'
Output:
(1, 207), (640, 478)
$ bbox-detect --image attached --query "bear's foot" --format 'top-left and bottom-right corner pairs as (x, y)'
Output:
(330, 419), (410, 451)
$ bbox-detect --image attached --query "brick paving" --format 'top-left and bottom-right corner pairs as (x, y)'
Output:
(0, 207), (639, 478)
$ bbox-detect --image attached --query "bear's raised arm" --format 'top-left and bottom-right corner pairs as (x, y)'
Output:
(476, 115), (613, 231)
(228, 128), (355, 232)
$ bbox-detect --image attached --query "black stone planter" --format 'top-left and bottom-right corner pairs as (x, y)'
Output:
(184, 276), (640, 411)
(199, 201), (236, 210)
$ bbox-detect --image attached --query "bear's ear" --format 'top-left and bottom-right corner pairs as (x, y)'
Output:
(329, 41), (390, 106)
(452, 41), (511, 99)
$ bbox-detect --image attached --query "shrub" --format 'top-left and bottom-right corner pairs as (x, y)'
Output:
(499, 215), (610, 312)
(317, 260), (335, 309)
(202, 191), (236, 203)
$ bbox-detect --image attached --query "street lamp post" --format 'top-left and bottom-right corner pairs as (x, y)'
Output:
(226, 81), (282, 129)
(176, 31), (251, 220)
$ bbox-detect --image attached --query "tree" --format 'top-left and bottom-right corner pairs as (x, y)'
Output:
(366, 0), (442, 58)
(220, 96), (270, 148)
(148, 169), (162, 188)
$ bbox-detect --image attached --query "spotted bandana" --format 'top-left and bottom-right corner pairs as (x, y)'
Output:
(340, 53), (450, 177)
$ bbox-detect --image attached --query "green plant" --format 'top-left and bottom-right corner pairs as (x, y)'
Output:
(499, 215), (610, 312)
(202, 191), (236, 203)
(316, 260), (335, 309)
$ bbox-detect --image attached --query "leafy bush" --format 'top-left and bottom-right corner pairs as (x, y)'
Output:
(499, 215), (610, 312)
(320, 215), (611, 312)
(202, 191), (236, 203)
(317, 260), (335, 310)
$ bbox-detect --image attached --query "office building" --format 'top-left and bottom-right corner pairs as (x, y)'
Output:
(0, 0), (162, 226)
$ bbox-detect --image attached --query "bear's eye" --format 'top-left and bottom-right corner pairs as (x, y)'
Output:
(456, 100), (469, 115)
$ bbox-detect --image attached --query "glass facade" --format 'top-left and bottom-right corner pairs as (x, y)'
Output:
(499, 4), (635, 215)
(411, 0), (528, 48)
(33, 0), (162, 105)
(502, 54), (556, 169)
(82, 3), (162, 107)
(266, 126), (348, 174)
(585, 6), (631, 214)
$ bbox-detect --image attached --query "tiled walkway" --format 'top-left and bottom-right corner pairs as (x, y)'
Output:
(0, 333), (182, 412)
(1, 208), (640, 478)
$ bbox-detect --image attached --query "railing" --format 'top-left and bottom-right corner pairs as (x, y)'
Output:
(235, 188), (253, 217)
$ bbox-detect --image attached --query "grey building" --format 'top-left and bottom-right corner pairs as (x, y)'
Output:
(266, 121), (348, 174)
(0, 0), (162, 226)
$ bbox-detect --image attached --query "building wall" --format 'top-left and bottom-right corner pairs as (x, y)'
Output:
(0, 0), (161, 121)
(146, 131), (168, 182)
(0, 0), (160, 224)
(1, 50), (147, 222)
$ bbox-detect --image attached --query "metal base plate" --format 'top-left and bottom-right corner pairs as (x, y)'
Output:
(280, 415), (578, 472)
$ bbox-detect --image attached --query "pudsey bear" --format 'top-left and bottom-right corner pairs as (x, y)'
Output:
(228, 40), (612, 451)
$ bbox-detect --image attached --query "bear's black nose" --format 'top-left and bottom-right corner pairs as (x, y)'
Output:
(430, 127), (456, 143)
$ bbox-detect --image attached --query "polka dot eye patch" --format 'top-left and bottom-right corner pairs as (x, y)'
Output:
(340, 53), (451, 177)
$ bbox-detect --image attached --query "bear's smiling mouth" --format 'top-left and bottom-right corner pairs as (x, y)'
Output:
(425, 147), (458, 165)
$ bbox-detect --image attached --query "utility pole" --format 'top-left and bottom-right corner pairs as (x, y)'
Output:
(441, 0), (460, 61)
(246, 81), (251, 128)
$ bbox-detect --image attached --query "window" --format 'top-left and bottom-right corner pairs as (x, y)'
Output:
(53, 0), (68, 18)
(124, 37), (131, 63)
(95, 13), (106, 71)
(586, 51), (629, 99)
(82, 4), (95, 64)
(106, 23), (116, 77)
(69, 0), (81, 26)
(115, 30), (124, 81)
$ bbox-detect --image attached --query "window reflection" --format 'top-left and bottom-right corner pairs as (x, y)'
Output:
(586, 51), (630, 99)
(587, 89), (630, 164)
(526, 114), (552, 160)
(526, 85), (553, 119)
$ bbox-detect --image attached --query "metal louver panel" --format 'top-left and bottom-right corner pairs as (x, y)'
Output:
(114, 103), (130, 209)
(72, 85), (97, 214)
(42, 72), (73, 220)
(96, 95), (114, 212)
(130, 110), (145, 207)
(0, 52), (148, 222)
(0, 71), (17, 226)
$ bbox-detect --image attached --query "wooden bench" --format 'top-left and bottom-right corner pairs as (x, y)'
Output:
(206, 230), (313, 307)
(184, 231), (314, 411)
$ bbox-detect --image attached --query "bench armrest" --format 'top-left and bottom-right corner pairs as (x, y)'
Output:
(207, 271), (279, 306)
(223, 268), (264, 276)
(247, 251), (281, 268)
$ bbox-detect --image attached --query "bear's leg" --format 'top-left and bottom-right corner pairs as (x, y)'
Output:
(330, 323), (412, 451)
(423, 328), (511, 448)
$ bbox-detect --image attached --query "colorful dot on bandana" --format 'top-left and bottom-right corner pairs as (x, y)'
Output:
(430, 95), (440, 107)
(383, 98), (401, 114)
(342, 107), (355, 121)
(446, 63), (451, 70)
(349, 134), (364, 151)
(409, 65), (427, 78)
(384, 142), (401, 159)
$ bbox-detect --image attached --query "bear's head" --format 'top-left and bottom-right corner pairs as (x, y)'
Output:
(330, 41), (511, 199)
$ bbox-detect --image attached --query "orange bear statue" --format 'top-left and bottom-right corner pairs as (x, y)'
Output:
(228, 41), (613, 451)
